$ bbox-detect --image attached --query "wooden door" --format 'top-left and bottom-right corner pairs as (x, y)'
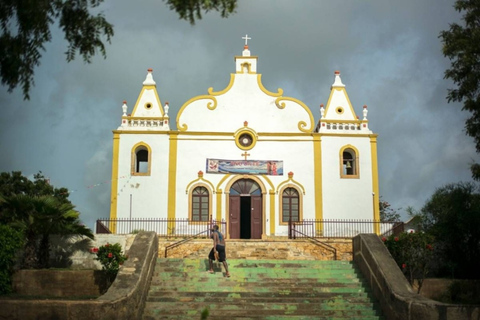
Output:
(251, 195), (262, 239)
(229, 196), (240, 239)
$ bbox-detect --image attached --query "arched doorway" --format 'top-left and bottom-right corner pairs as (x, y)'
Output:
(229, 179), (262, 239)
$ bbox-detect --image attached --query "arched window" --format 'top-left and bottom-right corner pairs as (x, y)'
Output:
(192, 186), (209, 221)
(340, 147), (359, 178)
(131, 143), (151, 176)
(282, 187), (300, 223)
(136, 149), (148, 173)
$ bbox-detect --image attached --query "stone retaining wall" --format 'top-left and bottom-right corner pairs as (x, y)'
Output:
(353, 234), (480, 320)
(12, 270), (108, 297)
(0, 231), (158, 320)
(161, 238), (353, 261)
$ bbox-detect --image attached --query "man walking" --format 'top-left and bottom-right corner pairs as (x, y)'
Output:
(208, 225), (230, 277)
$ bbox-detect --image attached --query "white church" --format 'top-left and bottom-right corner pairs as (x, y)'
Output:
(108, 38), (380, 239)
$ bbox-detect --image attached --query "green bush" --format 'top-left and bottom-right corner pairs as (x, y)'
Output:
(0, 225), (25, 294)
(90, 243), (127, 288)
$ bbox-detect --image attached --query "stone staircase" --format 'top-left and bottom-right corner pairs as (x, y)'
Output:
(142, 258), (384, 319)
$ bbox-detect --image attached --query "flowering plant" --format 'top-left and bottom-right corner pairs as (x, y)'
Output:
(382, 231), (435, 293)
(90, 243), (127, 285)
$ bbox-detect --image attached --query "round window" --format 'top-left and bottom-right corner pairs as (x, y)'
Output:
(239, 133), (253, 148)
(336, 107), (344, 114)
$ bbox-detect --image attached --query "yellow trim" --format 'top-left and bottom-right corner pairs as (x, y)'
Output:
(216, 189), (223, 223)
(109, 133), (120, 233)
(130, 142), (152, 176)
(313, 135), (323, 221)
(131, 86), (165, 117)
(278, 185), (303, 225)
(237, 62), (253, 74)
(112, 130), (319, 138)
(122, 116), (166, 121)
(234, 55), (258, 60)
(339, 145), (360, 179)
(176, 96), (218, 132)
(257, 74), (283, 97)
(320, 119), (362, 124)
(187, 183), (213, 222)
(234, 128), (258, 150)
(186, 176), (215, 193)
(216, 174), (232, 224)
(112, 130), (171, 135)
(274, 97), (315, 133)
(324, 87), (357, 120)
(370, 136), (381, 233)
(320, 133), (378, 138)
(269, 190), (275, 235)
(167, 133), (178, 220)
(208, 74), (235, 96)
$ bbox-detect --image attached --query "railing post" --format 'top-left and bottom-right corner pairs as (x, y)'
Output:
(288, 219), (291, 239)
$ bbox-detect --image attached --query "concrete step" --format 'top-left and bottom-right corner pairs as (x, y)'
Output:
(143, 302), (381, 317)
(143, 258), (383, 319)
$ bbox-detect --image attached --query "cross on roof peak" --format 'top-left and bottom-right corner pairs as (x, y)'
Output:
(242, 34), (251, 46)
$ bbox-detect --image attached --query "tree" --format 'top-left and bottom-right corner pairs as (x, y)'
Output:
(379, 197), (401, 222)
(440, 0), (480, 180)
(35, 197), (94, 268)
(0, 0), (237, 100)
(0, 171), (93, 269)
(419, 182), (480, 279)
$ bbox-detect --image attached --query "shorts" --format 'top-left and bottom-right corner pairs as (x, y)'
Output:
(208, 244), (226, 262)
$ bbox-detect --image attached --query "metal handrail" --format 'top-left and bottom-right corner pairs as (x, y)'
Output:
(164, 229), (209, 258)
(289, 222), (337, 260)
(292, 229), (337, 260)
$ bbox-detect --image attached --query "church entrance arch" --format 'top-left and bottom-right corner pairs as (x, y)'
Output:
(228, 178), (263, 239)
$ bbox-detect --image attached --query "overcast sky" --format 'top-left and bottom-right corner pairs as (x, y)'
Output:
(0, 0), (475, 229)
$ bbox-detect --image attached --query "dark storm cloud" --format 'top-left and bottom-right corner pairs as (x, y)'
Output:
(0, 0), (473, 228)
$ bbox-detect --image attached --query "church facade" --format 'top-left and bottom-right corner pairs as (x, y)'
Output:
(109, 43), (380, 239)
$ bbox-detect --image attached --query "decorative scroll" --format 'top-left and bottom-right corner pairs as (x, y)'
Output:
(206, 159), (283, 176)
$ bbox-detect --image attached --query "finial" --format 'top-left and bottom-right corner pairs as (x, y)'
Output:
(198, 171), (204, 177)
(244, 121), (248, 127)
(143, 68), (156, 86)
(332, 70), (345, 88)
(164, 102), (169, 117)
(122, 100), (128, 116)
(363, 105), (368, 120)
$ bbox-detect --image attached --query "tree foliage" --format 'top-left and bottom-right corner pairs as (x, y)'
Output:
(440, 0), (480, 180)
(0, 171), (70, 203)
(379, 197), (401, 222)
(0, 0), (237, 100)
(165, 0), (237, 24)
(419, 182), (480, 279)
(0, 224), (24, 294)
(0, 171), (93, 269)
(0, 0), (113, 100)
